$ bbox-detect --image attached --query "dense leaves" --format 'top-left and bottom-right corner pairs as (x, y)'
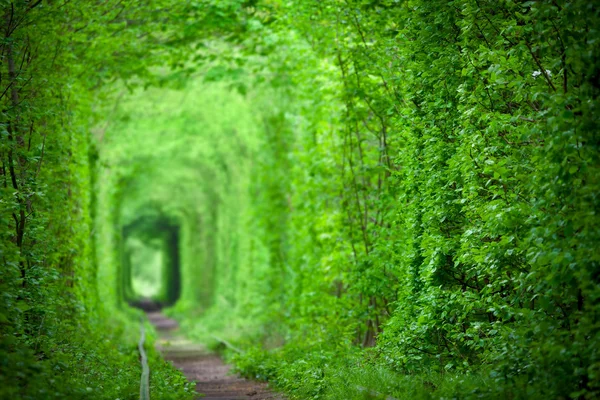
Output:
(168, 1), (598, 398)
(1, 0), (598, 399)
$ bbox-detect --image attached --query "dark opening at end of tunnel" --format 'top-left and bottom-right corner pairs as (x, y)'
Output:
(121, 216), (182, 312)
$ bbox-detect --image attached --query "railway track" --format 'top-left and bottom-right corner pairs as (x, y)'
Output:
(145, 312), (282, 400)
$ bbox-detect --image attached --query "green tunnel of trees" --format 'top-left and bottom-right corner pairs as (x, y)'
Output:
(1, 1), (599, 400)
(122, 216), (181, 307)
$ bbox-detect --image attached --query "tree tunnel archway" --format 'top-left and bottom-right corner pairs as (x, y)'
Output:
(122, 215), (181, 309)
(95, 81), (265, 319)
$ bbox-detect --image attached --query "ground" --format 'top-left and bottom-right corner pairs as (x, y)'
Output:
(147, 312), (283, 400)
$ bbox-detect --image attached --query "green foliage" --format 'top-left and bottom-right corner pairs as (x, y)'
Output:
(1, 0), (598, 399)
(162, 1), (599, 399)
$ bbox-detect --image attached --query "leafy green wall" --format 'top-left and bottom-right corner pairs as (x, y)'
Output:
(153, 2), (599, 399)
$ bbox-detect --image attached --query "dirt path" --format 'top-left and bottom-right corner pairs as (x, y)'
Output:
(146, 312), (282, 400)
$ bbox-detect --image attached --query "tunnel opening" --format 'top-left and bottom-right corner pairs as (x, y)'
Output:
(122, 216), (181, 311)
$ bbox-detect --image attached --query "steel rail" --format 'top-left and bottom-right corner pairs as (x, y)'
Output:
(139, 321), (150, 400)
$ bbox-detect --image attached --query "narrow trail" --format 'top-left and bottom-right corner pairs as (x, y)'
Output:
(146, 312), (282, 400)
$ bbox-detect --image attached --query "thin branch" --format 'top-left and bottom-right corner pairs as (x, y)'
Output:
(525, 41), (556, 92)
